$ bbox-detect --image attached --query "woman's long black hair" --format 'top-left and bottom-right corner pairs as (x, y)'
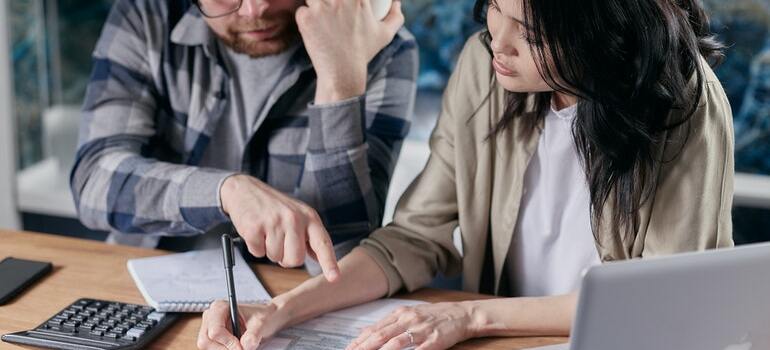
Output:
(474, 0), (725, 241)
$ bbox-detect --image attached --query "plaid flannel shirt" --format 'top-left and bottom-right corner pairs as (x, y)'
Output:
(70, 0), (418, 244)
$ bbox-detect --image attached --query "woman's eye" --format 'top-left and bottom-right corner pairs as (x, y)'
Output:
(521, 32), (540, 45)
(519, 29), (541, 45)
(488, 0), (499, 11)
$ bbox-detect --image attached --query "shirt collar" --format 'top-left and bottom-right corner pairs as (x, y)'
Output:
(550, 102), (578, 120)
(171, 6), (212, 48)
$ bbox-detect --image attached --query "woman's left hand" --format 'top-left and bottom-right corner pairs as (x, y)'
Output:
(345, 302), (477, 350)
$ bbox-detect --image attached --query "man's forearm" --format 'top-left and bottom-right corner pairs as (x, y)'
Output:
(272, 248), (390, 326)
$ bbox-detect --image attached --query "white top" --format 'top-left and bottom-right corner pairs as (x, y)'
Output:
(504, 104), (601, 297)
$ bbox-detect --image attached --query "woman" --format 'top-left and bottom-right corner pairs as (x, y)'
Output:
(198, 0), (734, 348)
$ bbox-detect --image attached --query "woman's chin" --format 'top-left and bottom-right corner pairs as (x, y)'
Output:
(497, 75), (552, 94)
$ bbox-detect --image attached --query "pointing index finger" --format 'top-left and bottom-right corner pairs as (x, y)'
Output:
(307, 221), (340, 282)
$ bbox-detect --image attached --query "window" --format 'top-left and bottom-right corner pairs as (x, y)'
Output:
(10, 0), (112, 170)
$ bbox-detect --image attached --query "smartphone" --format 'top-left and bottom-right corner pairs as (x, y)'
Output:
(0, 257), (52, 305)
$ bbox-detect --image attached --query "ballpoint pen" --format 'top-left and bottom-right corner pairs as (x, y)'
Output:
(221, 234), (241, 338)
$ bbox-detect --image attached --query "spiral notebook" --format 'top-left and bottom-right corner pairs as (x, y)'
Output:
(127, 249), (271, 312)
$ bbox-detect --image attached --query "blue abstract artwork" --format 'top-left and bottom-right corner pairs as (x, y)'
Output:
(707, 0), (770, 175)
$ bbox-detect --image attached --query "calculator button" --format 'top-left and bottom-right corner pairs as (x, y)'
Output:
(126, 327), (145, 339)
(146, 312), (165, 322)
(104, 332), (121, 339)
(90, 329), (105, 337)
(45, 324), (64, 332)
(62, 320), (80, 328)
(47, 319), (64, 327)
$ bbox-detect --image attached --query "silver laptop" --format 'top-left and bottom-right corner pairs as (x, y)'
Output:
(530, 242), (770, 350)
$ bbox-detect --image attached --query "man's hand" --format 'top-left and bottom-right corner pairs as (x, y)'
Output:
(220, 174), (339, 282)
(295, 0), (405, 104)
(198, 300), (288, 350)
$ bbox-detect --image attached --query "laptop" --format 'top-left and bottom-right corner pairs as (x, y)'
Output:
(530, 242), (770, 350)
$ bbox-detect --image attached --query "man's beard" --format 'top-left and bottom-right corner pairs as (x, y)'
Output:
(217, 11), (300, 58)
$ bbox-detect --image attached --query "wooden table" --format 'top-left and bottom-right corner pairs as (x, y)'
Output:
(0, 230), (567, 349)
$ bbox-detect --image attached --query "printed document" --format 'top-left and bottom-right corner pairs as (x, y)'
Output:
(260, 299), (426, 350)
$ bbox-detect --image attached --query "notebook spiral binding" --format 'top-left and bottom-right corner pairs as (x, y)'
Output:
(157, 299), (269, 312)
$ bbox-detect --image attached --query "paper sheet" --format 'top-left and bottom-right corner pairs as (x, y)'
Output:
(127, 249), (271, 312)
(259, 299), (426, 350)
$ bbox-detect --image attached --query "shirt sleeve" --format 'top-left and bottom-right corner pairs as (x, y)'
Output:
(299, 31), (419, 244)
(70, 0), (234, 236)
(357, 36), (486, 296)
(641, 76), (735, 256)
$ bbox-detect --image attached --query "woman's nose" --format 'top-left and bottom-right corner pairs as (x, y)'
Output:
(490, 22), (519, 57)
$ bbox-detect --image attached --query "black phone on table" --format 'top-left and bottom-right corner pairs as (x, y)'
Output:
(0, 257), (53, 305)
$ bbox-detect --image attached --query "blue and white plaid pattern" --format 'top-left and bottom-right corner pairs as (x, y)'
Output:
(70, 0), (418, 244)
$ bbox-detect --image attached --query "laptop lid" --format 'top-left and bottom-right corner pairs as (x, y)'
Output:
(570, 242), (770, 350)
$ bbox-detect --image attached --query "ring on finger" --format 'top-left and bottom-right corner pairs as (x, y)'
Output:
(405, 329), (415, 346)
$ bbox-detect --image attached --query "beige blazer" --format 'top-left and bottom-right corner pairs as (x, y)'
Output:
(359, 34), (735, 296)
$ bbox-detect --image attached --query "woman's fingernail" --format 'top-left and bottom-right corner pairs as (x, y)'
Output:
(241, 335), (261, 349)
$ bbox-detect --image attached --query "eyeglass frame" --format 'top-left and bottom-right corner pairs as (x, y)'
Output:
(192, 0), (244, 18)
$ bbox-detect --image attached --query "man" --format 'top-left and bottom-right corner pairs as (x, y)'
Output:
(70, 0), (417, 281)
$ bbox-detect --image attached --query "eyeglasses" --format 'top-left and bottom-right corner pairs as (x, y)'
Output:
(193, 0), (244, 18)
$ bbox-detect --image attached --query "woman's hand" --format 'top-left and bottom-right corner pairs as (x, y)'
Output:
(346, 302), (478, 350)
(197, 300), (290, 350)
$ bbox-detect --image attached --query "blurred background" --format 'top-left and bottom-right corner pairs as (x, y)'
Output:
(0, 0), (768, 245)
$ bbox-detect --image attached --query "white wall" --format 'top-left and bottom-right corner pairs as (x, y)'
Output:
(0, 1), (20, 230)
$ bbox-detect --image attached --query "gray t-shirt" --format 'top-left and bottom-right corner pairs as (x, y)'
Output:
(199, 41), (298, 171)
(193, 42), (298, 249)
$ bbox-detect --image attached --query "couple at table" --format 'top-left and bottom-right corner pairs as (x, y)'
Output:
(71, 0), (734, 349)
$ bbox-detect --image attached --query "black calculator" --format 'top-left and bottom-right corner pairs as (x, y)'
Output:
(1, 298), (178, 350)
